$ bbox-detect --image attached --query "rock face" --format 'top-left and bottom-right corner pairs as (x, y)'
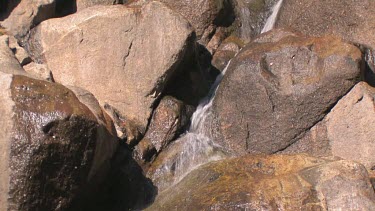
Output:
(1, 0), (56, 41)
(0, 35), (26, 75)
(26, 2), (194, 133)
(0, 72), (118, 210)
(144, 96), (191, 153)
(276, 0), (375, 76)
(211, 35), (243, 71)
(277, 0), (375, 50)
(209, 29), (362, 155)
(147, 154), (375, 210)
(76, 0), (123, 11)
(283, 82), (375, 171)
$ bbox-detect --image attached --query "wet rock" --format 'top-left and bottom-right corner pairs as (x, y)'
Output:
(147, 154), (375, 210)
(1, 0), (56, 41)
(282, 82), (375, 171)
(26, 2), (194, 134)
(0, 72), (118, 210)
(231, 0), (278, 43)
(210, 29), (362, 155)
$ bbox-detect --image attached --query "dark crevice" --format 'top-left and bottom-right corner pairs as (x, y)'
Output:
(55, 0), (77, 18)
(0, 0), (21, 21)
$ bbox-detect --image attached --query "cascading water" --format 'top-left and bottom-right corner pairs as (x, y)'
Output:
(261, 0), (284, 33)
(156, 0), (284, 191)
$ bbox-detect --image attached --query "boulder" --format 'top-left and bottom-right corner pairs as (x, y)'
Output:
(276, 0), (375, 76)
(26, 1), (194, 133)
(282, 82), (375, 171)
(209, 29), (362, 155)
(128, 0), (235, 45)
(23, 62), (54, 81)
(147, 154), (375, 210)
(1, 0), (56, 41)
(0, 35), (26, 75)
(8, 36), (31, 66)
(0, 72), (118, 210)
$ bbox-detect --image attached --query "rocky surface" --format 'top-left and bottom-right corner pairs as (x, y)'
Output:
(0, 72), (118, 210)
(211, 35), (244, 71)
(276, 0), (375, 80)
(134, 96), (192, 162)
(76, 0), (123, 11)
(1, 0), (56, 41)
(209, 29), (362, 155)
(147, 154), (375, 210)
(283, 82), (375, 171)
(26, 1), (194, 133)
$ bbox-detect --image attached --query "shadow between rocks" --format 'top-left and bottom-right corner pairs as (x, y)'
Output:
(69, 143), (157, 211)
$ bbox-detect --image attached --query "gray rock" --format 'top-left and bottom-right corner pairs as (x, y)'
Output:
(26, 2), (194, 133)
(282, 82), (375, 171)
(210, 29), (362, 155)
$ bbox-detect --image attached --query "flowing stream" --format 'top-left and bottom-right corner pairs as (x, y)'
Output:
(158, 0), (284, 189)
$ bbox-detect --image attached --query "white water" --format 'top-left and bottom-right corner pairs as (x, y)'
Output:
(261, 0), (284, 33)
(158, 0), (283, 189)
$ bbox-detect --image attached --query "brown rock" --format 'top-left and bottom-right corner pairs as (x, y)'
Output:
(0, 35), (25, 75)
(26, 2), (194, 133)
(76, 0), (123, 11)
(0, 72), (117, 210)
(147, 154), (375, 210)
(209, 29), (362, 155)
(211, 35), (243, 71)
(1, 0), (56, 40)
(282, 82), (375, 171)
(23, 62), (54, 81)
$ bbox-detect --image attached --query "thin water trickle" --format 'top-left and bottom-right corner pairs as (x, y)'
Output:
(159, 0), (283, 189)
(261, 0), (283, 34)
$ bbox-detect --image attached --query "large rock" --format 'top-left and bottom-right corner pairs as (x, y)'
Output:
(282, 82), (375, 171)
(276, 0), (375, 75)
(147, 154), (375, 210)
(1, 0), (56, 41)
(209, 29), (362, 155)
(0, 72), (118, 210)
(26, 1), (194, 133)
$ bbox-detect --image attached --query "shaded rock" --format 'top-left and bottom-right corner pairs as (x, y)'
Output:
(26, 2), (194, 133)
(76, 0), (123, 11)
(211, 35), (243, 71)
(23, 62), (53, 81)
(147, 154), (375, 210)
(0, 35), (25, 75)
(282, 82), (375, 171)
(209, 29), (362, 155)
(0, 72), (118, 210)
(8, 36), (31, 65)
(1, 0), (56, 41)
(144, 96), (191, 152)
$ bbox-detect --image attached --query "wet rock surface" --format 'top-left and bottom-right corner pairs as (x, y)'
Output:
(0, 73), (117, 210)
(210, 29), (362, 155)
(147, 154), (375, 210)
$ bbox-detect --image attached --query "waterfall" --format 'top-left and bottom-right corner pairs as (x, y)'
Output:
(155, 0), (283, 190)
(261, 0), (283, 33)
